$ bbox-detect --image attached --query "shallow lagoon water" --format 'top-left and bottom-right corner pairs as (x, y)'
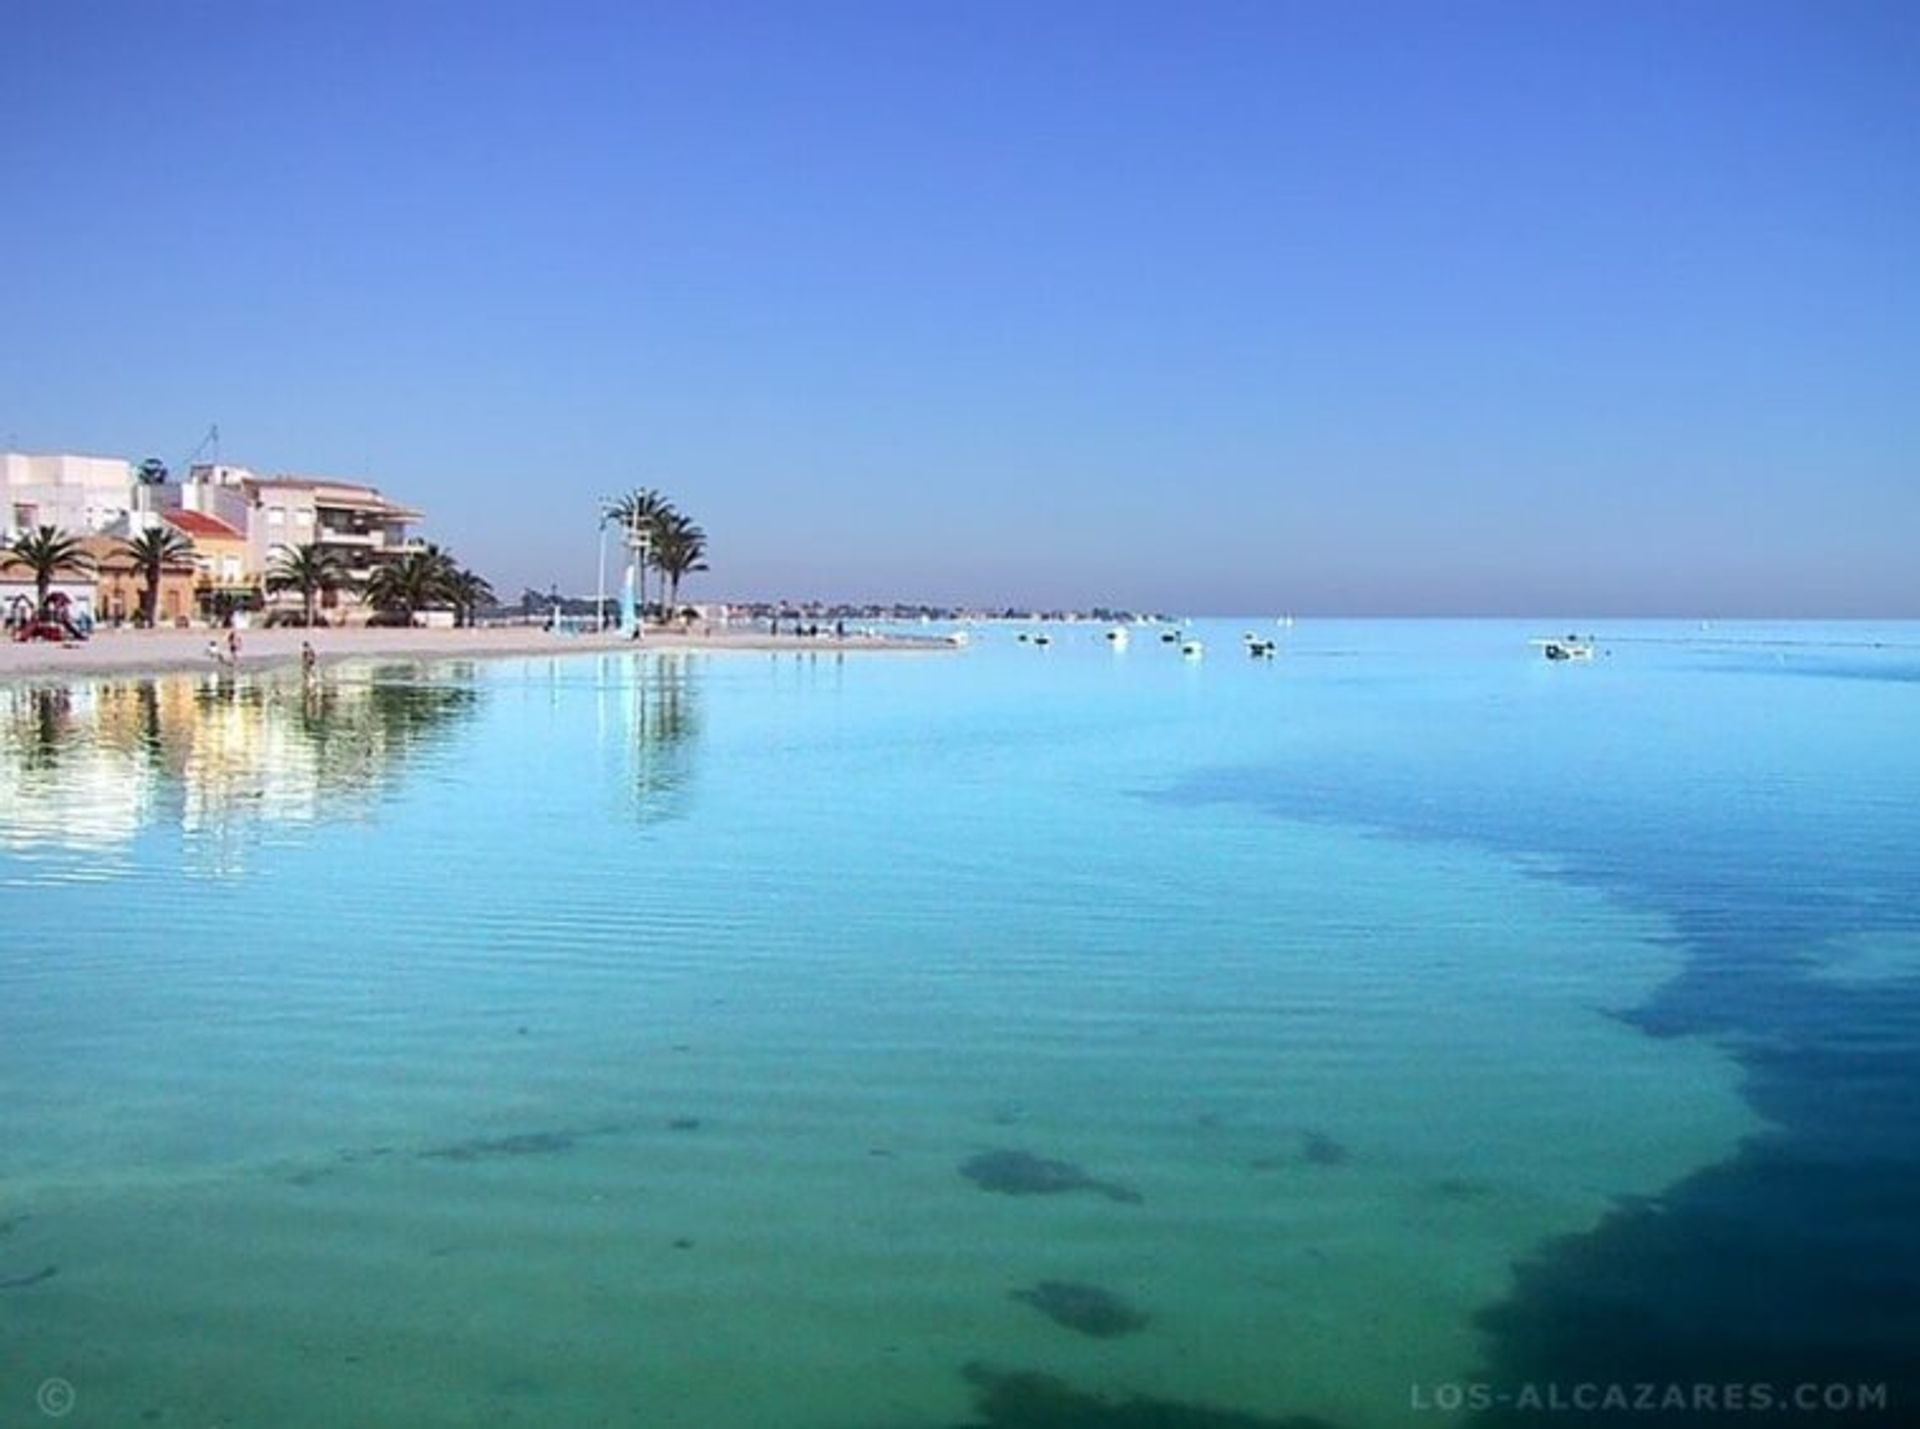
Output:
(1, 622), (1914, 1426)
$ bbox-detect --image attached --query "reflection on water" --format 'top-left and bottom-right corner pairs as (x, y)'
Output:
(0, 667), (482, 873)
(618, 653), (701, 826)
(1, 657), (714, 864)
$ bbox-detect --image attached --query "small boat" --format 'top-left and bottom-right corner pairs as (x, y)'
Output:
(1105, 627), (1130, 648)
(1032, 632), (1052, 647)
(1248, 639), (1277, 659)
(1532, 634), (1595, 662)
(1181, 639), (1205, 659)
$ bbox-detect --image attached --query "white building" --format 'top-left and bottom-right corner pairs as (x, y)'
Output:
(166, 462), (257, 535)
(1, 452), (138, 539)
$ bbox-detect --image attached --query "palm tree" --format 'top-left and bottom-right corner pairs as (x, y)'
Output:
(120, 526), (194, 627)
(364, 546), (457, 624)
(266, 542), (352, 627)
(651, 513), (708, 617)
(602, 488), (676, 619)
(7, 526), (94, 619)
(446, 568), (496, 628)
(135, 458), (169, 486)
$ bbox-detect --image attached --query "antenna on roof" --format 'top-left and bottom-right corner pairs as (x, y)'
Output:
(178, 423), (220, 473)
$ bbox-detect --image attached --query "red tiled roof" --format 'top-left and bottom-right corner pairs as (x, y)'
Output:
(164, 509), (243, 539)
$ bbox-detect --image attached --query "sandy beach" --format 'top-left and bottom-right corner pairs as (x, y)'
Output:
(0, 624), (952, 681)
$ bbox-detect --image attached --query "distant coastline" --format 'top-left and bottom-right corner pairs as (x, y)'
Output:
(528, 595), (1171, 626)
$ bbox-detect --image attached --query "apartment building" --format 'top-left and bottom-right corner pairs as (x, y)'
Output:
(167, 464), (426, 621)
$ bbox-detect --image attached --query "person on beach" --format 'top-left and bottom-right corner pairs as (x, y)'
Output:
(206, 638), (226, 666)
(226, 628), (242, 664)
(301, 641), (317, 679)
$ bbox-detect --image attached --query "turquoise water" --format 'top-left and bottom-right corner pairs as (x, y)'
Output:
(2, 622), (1915, 1427)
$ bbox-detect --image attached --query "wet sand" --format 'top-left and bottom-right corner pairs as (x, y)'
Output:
(0, 625), (951, 680)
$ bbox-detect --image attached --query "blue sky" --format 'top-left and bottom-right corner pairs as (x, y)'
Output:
(5, 1), (1915, 613)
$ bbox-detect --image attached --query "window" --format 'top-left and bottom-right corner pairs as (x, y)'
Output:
(267, 507), (285, 526)
(294, 509), (313, 526)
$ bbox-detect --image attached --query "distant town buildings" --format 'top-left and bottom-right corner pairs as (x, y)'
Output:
(1, 449), (429, 626)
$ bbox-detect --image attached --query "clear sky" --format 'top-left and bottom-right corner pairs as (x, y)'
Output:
(5, 1), (1915, 614)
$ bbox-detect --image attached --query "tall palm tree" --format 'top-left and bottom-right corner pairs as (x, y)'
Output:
(136, 458), (170, 486)
(7, 526), (93, 618)
(651, 513), (708, 617)
(446, 568), (496, 628)
(266, 542), (352, 627)
(120, 526), (195, 627)
(417, 543), (461, 601)
(602, 488), (676, 619)
(364, 546), (457, 623)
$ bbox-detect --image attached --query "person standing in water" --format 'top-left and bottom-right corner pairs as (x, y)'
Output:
(226, 627), (242, 664)
(301, 641), (317, 679)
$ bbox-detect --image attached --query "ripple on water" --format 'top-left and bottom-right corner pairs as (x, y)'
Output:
(0, 654), (1767, 1428)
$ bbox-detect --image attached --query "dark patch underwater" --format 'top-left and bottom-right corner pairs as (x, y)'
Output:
(1009, 1280), (1150, 1338)
(951, 1364), (1342, 1429)
(1145, 671), (1920, 1423)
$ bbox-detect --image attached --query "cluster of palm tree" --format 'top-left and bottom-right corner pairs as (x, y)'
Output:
(6, 524), (200, 628)
(266, 542), (495, 627)
(6, 522), (496, 630)
(601, 488), (709, 620)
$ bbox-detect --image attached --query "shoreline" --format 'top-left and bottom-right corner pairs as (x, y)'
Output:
(0, 625), (954, 682)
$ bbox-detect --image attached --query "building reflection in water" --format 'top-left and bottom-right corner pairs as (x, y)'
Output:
(0, 668), (481, 875)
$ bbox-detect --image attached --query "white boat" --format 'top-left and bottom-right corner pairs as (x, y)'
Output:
(1532, 635), (1595, 662)
(1181, 639), (1205, 659)
(1105, 627), (1130, 648)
